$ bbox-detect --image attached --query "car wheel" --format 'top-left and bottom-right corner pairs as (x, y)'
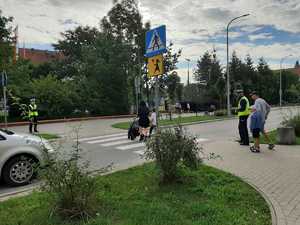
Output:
(2, 155), (37, 186)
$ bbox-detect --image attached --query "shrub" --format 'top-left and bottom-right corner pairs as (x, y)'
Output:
(145, 126), (203, 184)
(282, 111), (300, 137)
(40, 132), (111, 220)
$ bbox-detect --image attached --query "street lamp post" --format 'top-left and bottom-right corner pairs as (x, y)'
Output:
(186, 58), (191, 86)
(279, 54), (293, 107)
(226, 14), (250, 116)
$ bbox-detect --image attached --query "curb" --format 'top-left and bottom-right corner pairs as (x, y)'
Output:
(162, 116), (236, 128)
(0, 114), (135, 127)
(245, 179), (279, 225)
(114, 116), (237, 130)
(0, 185), (38, 202)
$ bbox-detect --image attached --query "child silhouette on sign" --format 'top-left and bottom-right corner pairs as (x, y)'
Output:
(152, 58), (161, 73)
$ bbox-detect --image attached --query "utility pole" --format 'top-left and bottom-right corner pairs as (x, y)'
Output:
(1, 71), (8, 130)
(279, 54), (293, 107)
(185, 58), (191, 86)
(155, 77), (160, 128)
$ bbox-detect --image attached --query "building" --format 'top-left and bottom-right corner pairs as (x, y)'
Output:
(18, 48), (64, 65)
(293, 67), (300, 77)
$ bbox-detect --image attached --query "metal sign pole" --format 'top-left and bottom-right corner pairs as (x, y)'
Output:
(155, 77), (159, 129)
(2, 71), (8, 130)
(3, 86), (7, 130)
(135, 77), (138, 114)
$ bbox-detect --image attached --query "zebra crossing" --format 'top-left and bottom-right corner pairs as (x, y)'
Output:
(78, 133), (146, 155)
(78, 133), (211, 156)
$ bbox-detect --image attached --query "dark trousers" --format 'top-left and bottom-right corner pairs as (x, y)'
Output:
(238, 115), (249, 145)
(29, 116), (38, 133)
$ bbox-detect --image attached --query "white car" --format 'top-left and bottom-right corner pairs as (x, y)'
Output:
(0, 129), (54, 186)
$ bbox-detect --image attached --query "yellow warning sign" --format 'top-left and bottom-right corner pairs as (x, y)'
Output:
(148, 54), (164, 77)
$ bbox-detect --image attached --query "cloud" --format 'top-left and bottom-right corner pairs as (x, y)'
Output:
(58, 19), (79, 26)
(1, 0), (299, 71)
(249, 33), (274, 41)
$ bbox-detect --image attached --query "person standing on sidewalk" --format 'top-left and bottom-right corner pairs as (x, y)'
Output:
(138, 101), (150, 141)
(237, 90), (251, 146)
(28, 97), (38, 133)
(249, 105), (263, 153)
(250, 92), (275, 150)
(149, 108), (157, 137)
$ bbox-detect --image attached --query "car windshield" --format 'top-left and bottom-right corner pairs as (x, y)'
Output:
(0, 129), (14, 135)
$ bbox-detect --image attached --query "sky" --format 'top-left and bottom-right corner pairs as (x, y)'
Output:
(1, 0), (300, 84)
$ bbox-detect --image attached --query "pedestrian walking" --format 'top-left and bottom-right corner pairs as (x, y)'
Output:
(28, 97), (38, 133)
(249, 105), (264, 153)
(186, 103), (190, 113)
(149, 108), (157, 136)
(237, 90), (251, 146)
(250, 91), (275, 150)
(138, 101), (150, 141)
(175, 102), (181, 114)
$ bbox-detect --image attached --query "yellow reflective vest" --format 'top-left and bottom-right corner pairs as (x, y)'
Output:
(29, 104), (38, 117)
(238, 96), (250, 117)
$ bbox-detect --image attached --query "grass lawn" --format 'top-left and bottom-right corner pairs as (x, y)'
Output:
(0, 164), (271, 225)
(35, 133), (60, 140)
(251, 130), (300, 145)
(112, 115), (228, 130)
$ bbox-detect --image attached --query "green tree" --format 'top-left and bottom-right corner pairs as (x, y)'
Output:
(53, 26), (99, 79)
(194, 51), (211, 84)
(101, 0), (149, 105)
(242, 54), (256, 94)
(256, 57), (278, 104)
(6, 59), (32, 97)
(0, 10), (13, 70)
(54, 26), (98, 61)
(30, 75), (75, 118)
(78, 33), (132, 115)
(165, 71), (181, 104)
(193, 50), (223, 108)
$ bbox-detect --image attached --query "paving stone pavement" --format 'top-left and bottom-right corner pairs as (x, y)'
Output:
(204, 141), (300, 225)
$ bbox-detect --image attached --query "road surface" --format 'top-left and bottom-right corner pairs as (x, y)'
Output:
(0, 107), (298, 197)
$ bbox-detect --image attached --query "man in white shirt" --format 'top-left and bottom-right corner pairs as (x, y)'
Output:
(149, 108), (157, 136)
(250, 91), (275, 150)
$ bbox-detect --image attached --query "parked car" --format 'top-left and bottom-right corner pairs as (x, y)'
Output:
(0, 129), (54, 186)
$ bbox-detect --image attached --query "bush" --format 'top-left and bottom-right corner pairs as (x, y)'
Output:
(145, 126), (202, 184)
(40, 133), (111, 220)
(282, 111), (300, 137)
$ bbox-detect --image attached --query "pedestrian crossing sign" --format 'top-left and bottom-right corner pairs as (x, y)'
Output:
(145, 25), (167, 57)
(148, 54), (164, 77)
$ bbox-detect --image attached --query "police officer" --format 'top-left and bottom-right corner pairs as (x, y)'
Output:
(237, 90), (250, 145)
(28, 97), (38, 133)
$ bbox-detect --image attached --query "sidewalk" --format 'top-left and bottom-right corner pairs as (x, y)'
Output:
(204, 141), (300, 225)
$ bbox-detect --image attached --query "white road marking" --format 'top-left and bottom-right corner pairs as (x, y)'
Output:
(101, 139), (133, 147)
(196, 138), (209, 143)
(87, 136), (127, 144)
(116, 143), (145, 151)
(134, 150), (145, 155)
(78, 133), (126, 142)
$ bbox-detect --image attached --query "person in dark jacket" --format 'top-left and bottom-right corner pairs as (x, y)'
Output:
(138, 101), (150, 141)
